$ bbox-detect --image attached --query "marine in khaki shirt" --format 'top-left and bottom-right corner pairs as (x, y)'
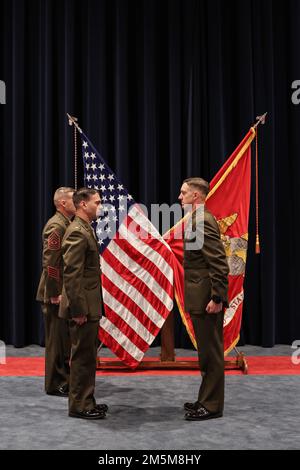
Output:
(59, 188), (108, 420)
(36, 187), (75, 396)
(179, 177), (229, 421)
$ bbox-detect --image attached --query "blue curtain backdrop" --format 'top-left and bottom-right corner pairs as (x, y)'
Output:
(1, 0), (300, 348)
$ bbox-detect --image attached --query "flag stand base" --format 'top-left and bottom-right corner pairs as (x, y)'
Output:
(96, 348), (248, 373)
(97, 312), (248, 373)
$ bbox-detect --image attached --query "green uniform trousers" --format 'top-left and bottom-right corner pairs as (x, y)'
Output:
(42, 304), (70, 393)
(190, 311), (224, 413)
(68, 320), (99, 413)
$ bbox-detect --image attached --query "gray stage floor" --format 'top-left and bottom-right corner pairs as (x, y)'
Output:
(4, 343), (294, 357)
(0, 345), (299, 450)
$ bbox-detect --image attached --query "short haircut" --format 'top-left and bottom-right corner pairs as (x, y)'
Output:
(73, 187), (99, 209)
(53, 187), (75, 207)
(184, 177), (210, 197)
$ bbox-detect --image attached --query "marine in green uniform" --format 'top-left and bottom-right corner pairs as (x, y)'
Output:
(179, 177), (229, 420)
(59, 188), (108, 420)
(36, 187), (75, 396)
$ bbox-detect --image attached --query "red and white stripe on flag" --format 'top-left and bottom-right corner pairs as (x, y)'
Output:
(99, 204), (174, 369)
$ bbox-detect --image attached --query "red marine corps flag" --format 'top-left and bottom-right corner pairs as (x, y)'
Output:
(164, 128), (256, 354)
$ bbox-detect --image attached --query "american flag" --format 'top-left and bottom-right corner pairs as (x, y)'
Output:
(79, 128), (174, 368)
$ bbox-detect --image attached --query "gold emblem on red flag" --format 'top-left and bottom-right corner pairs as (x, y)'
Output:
(217, 213), (248, 275)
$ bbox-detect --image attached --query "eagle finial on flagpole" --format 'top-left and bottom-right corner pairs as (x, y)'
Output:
(67, 113), (79, 127)
(253, 112), (267, 128)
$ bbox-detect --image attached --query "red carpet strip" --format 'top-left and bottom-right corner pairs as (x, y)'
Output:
(0, 356), (299, 376)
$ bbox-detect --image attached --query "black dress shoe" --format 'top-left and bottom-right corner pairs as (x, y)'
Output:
(185, 406), (223, 421)
(95, 403), (109, 413)
(184, 401), (200, 411)
(46, 385), (69, 397)
(69, 408), (106, 420)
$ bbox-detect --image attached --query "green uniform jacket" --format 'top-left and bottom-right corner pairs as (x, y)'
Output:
(184, 207), (229, 313)
(36, 211), (70, 303)
(59, 216), (104, 321)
